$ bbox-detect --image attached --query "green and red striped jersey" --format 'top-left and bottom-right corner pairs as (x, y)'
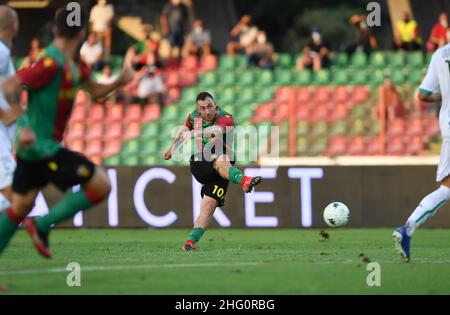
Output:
(15, 44), (90, 161)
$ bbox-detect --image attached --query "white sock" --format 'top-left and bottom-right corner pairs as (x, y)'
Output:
(0, 192), (11, 214)
(406, 185), (450, 236)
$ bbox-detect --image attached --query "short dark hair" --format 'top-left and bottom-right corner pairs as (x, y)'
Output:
(196, 91), (214, 102)
(54, 5), (87, 39)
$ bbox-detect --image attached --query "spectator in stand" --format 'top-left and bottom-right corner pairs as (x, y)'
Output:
(80, 32), (104, 71)
(227, 14), (258, 55)
(89, 0), (114, 55)
(426, 12), (449, 52)
(96, 64), (117, 85)
(184, 19), (211, 57)
(296, 29), (330, 72)
(136, 66), (165, 111)
(384, 78), (406, 121)
(394, 12), (421, 51)
(125, 25), (161, 70)
(344, 14), (378, 55)
(160, 0), (190, 60)
(19, 37), (44, 68)
(247, 30), (275, 70)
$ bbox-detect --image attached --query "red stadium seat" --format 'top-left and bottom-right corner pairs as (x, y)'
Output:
(325, 136), (347, 156)
(346, 136), (366, 156)
(165, 71), (180, 88)
(365, 136), (382, 155)
(274, 87), (292, 104)
(272, 103), (289, 123)
(386, 136), (405, 155)
(102, 138), (122, 157)
(66, 122), (85, 141)
(66, 139), (84, 153)
(85, 122), (103, 140)
(328, 103), (349, 122)
(105, 104), (124, 122)
(387, 118), (405, 137)
(70, 106), (86, 123)
(296, 104), (310, 121)
(86, 104), (105, 123)
(84, 139), (103, 157)
(200, 54), (218, 71)
(142, 103), (160, 122)
(309, 103), (329, 123)
(181, 55), (199, 70)
(123, 121), (141, 140)
(125, 104), (142, 123)
(405, 135), (424, 155)
(332, 86), (350, 103)
(313, 86), (330, 104)
(74, 90), (89, 106)
(165, 87), (181, 104)
(406, 117), (424, 137)
(104, 122), (123, 141)
(180, 71), (198, 87)
(296, 87), (311, 104)
(351, 85), (369, 103)
(253, 103), (273, 122)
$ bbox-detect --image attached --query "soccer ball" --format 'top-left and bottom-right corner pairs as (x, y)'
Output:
(323, 202), (350, 227)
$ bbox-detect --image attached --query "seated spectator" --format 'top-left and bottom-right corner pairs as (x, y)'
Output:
(96, 64), (118, 85)
(124, 25), (161, 70)
(89, 0), (114, 55)
(135, 66), (165, 110)
(426, 12), (448, 52)
(184, 19), (211, 57)
(344, 14), (378, 55)
(394, 12), (421, 51)
(20, 37), (45, 68)
(296, 29), (330, 72)
(160, 0), (190, 59)
(80, 32), (104, 71)
(247, 30), (275, 70)
(227, 14), (258, 55)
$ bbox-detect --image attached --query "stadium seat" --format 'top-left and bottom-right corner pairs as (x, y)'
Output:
(350, 70), (367, 85)
(123, 122), (141, 140)
(328, 103), (349, 122)
(389, 52), (405, 67)
(66, 122), (85, 141)
(219, 55), (236, 69)
(296, 86), (311, 103)
(350, 86), (369, 103)
(370, 51), (386, 68)
(310, 121), (328, 136)
(407, 51), (424, 68)
(277, 53), (293, 68)
(406, 117), (423, 137)
(313, 86), (330, 104)
(329, 120), (347, 136)
(84, 139), (103, 157)
(86, 104), (104, 122)
(274, 69), (292, 85)
(181, 55), (199, 70)
(386, 135), (405, 155)
(296, 104), (310, 121)
(102, 138), (122, 157)
(85, 122), (103, 140)
(332, 86), (350, 103)
(371, 69), (385, 85)
(294, 70), (312, 85)
(66, 139), (84, 153)
(70, 106), (86, 122)
(408, 68), (424, 84)
(333, 52), (349, 67)
(325, 136), (347, 156)
(105, 104), (124, 122)
(391, 70), (406, 85)
(142, 104), (160, 122)
(238, 70), (255, 86)
(120, 155), (140, 166)
(349, 118), (365, 135)
(387, 118), (405, 137)
(365, 136), (382, 155)
(199, 72), (217, 86)
(405, 135), (425, 155)
(350, 53), (367, 68)
(165, 71), (180, 88)
(74, 90), (89, 106)
(218, 71), (236, 86)
(258, 70), (274, 86)
(200, 54), (218, 71)
(165, 87), (181, 104)
(296, 121), (309, 136)
(346, 135), (366, 156)
(272, 103), (289, 123)
(312, 69), (330, 85)
(308, 136), (327, 156)
(237, 88), (255, 103)
(331, 69), (350, 85)
(180, 71), (198, 87)
(309, 104), (329, 122)
(275, 86), (292, 103)
(104, 122), (123, 140)
(296, 137), (308, 155)
(124, 104), (142, 123)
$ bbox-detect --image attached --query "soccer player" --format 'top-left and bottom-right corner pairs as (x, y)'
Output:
(0, 6), (133, 257)
(162, 92), (262, 251)
(0, 6), (20, 217)
(393, 43), (450, 262)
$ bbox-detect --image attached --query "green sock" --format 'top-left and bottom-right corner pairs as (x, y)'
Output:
(187, 227), (205, 243)
(228, 166), (244, 184)
(0, 212), (19, 254)
(36, 190), (95, 233)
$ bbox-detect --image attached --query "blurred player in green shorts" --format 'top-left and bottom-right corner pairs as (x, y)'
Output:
(0, 5), (133, 258)
(163, 92), (262, 251)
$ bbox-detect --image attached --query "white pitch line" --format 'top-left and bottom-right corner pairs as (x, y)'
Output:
(2, 258), (450, 276)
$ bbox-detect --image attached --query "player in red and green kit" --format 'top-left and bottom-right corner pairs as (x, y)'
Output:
(163, 92), (262, 251)
(0, 6), (133, 258)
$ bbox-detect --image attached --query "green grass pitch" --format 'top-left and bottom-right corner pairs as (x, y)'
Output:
(1, 228), (450, 294)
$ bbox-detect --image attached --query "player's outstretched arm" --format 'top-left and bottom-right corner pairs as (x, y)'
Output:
(418, 91), (441, 103)
(83, 66), (134, 100)
(162, 126), (192, 160)
(1, 75), (24, 125)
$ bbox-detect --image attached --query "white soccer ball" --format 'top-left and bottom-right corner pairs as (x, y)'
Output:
(323, 202), (350, 227)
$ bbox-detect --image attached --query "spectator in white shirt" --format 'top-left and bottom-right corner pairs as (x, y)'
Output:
(136, 66), (165, 110)
(90, 0), (114, 55)
(80, 32), (104, 71)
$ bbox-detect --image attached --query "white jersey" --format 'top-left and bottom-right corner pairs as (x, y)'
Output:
(0, 40), (16, 152)
(420, 43), (450, 140)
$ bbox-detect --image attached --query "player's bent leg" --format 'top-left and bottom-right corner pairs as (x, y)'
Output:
(0, 189), (38, 255)
(183, 196), (218, 252)
(214, 155), (262, 193)
(0, 187), (12, 213)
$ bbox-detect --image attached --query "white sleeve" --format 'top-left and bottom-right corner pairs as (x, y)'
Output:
(419, 52), (439, 95)
(0, 49), (8, 77)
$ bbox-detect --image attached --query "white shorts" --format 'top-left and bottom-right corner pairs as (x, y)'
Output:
(437, 140), (450, 182)
(0, 151), (16, 190)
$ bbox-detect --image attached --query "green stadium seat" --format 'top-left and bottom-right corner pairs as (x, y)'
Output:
(350, 52), (367, 68)
(218, 87), (235, 103)
(294, 70), (312, 85)
(389, 52), (405, 67)
(237, 89), (255, 103)
(238, 70), (255, 86)
(350, 70), (367, 85)
(121, 155), (140, 166)
(236, 55), (248, 68)
(332, 69), (350, 85)
(139, 155), (157, 165)
(181, 88), (198, 102)
(350, 105), (368, 119)
(103, 155), (120, 166)
(334, 53), (349, 67)
(349, 118), (365, 135)
(310, 121), (328, 136)
(391, 70), (406, 85)
(199, 72), (217, 86)
(296, 137), (308, 154)
(366, 120), (380, 136)
(274, 70), (292, 85)
(277, 53), (293, 68)
(407, 51), (424, 68)
(370, 51), (386, 68)
(296, 121), (309, 136)
(121, 140), (140, 154)
(313, 69), (330, 85)
(408, 68), (424, 84)
(308, 136), (327, 156)
(141, 123), (159, 138)
(371, 69), (385, 85)
(257, 70), (274, 85)
(219, 55), (236, 69)
(254, 86), (275, 103)
(218, 71), (236, 86)
(329, 120), (347, 136)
